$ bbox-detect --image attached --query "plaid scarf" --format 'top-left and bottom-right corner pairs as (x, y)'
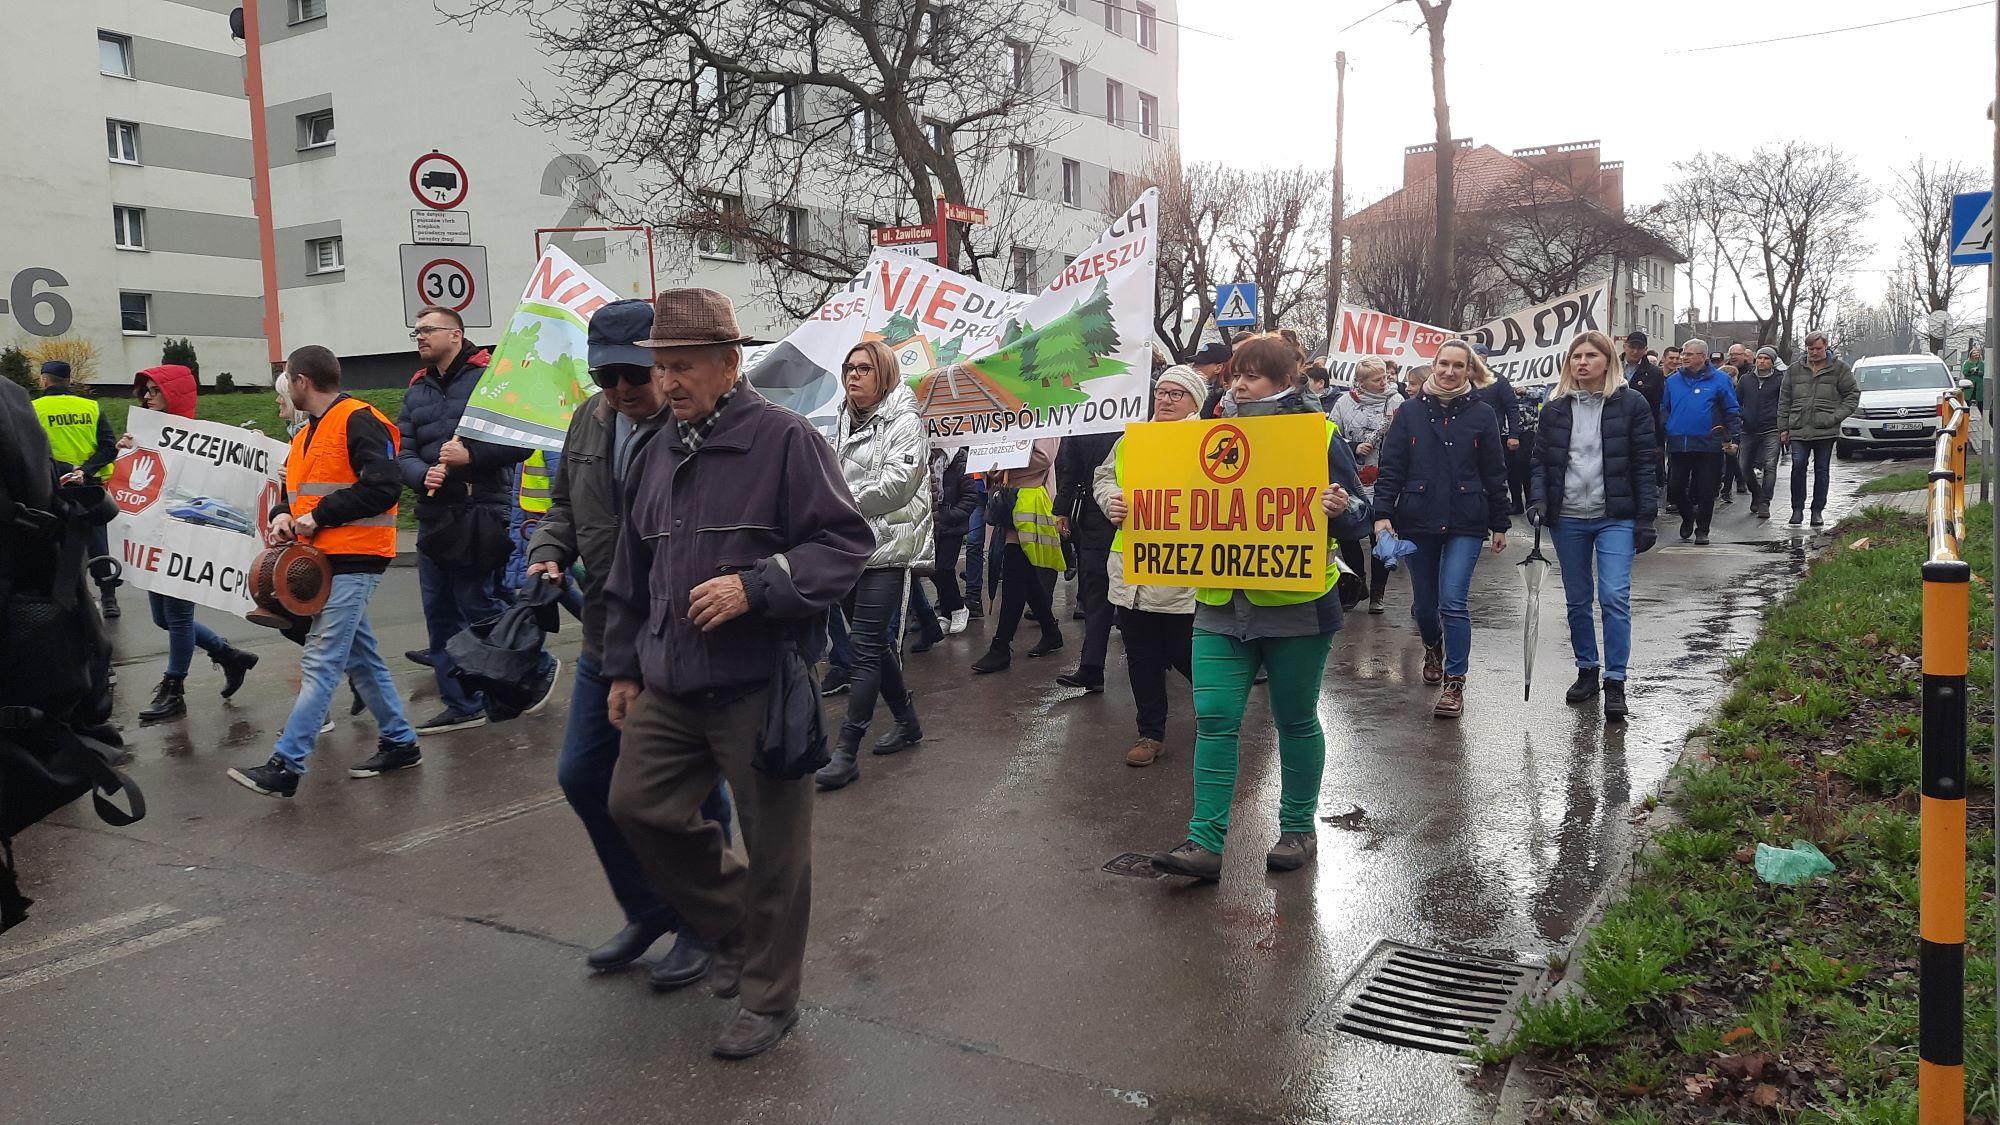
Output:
(676, 377), (740, 452)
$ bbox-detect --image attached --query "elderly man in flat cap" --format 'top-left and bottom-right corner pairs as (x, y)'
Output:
(601, 288), (872, 1060)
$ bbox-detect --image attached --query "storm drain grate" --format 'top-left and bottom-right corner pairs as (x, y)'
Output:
(1102, 852), (1165, 879)
(1308, 940), (1542, 1054)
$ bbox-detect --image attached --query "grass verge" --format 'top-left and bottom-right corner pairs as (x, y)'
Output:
(1858, 468), (1937, 495)
(1489, 502), (1996, 1122)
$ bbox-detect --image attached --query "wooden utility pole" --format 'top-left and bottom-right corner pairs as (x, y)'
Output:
(1413, 0), (1456, 325)
(1325, 50), (1347, 356)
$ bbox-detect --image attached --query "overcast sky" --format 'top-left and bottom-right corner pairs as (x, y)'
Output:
(1176, 0), (1997, 321)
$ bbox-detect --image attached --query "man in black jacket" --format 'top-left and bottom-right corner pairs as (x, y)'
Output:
(1053, 430), (1119, 691)
(1623, 332), (1665, 418)
(1735, 346), (1785, 519)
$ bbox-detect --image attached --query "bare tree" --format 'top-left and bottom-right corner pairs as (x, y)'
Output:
(447, 0), (1068, 318)
(1224, 167), (1332, 332)
(1460, 167), (1658, 305)
(1889, 157), (1981, 354)
(1139, 145), (1239, 360)
(1346, 200), (1482, 326)
(1724, 144), (1873, 354)
(1406, 0), (1456, 324)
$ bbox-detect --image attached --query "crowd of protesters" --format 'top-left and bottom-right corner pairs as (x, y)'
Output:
(29, 285), (1882, 1062)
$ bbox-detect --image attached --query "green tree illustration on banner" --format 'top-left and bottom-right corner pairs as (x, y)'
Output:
(942, 279), (1128, 408)
(882, 310), (920, 341)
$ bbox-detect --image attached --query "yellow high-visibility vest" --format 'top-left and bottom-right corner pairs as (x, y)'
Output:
(1013, 486), (1064, 570)
(519, 450), (553, 514)
(33, 393), (112, 481)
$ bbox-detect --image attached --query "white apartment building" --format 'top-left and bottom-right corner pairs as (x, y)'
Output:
(252, 0), (1180, 386)
(2, 0), (268, 387)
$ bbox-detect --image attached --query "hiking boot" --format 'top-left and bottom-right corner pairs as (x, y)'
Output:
(648, 932), (715, 990)
(1694, 530), (1710, 545)
(1026, 631), (1065, 658)
(1604, 679), (1629, 719)
(348, 738), (421, 778)
(1055, 666), (1104, 691)
(819, 666), (851, 696)
(1368, 595), (1386, 615)
(1810, 511), (1824, 528)
(227, 755), (299, 798)
(586, 918), (673, 972)
(214, 645), (260, 699)
(815, 743), (860, 790)
(870, 709), (922, 755)
(138, 676), (186, 723)
(99, 588), (120, 619)
(521, 656), (563, 717)
(712, 1005), (800, 1060)
(1150, 839), (1222, 881)
(414, 707), (486, 736)
(970, 645), (1011, 674)
(1421, 643), (1445, 685)
(946, 609), (970, 635)
(1266, 831), (1318, 872)
(1788, 510), (1804, 526)
(1433, 674), (1465, 719)
(1564, 668), (1601, 704)
(1126, 737), (1163, 767)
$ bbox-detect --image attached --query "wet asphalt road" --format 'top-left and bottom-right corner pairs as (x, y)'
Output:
(2, 460), (1892, 1125)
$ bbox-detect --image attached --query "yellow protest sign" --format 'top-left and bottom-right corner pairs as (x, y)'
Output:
(1120, 414), (1328, 591)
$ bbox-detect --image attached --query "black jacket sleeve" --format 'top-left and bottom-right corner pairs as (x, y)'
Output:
(1528, 399), (1559, 511)
(79, 411), (118, 477)
(1629, 396), (1659, 523)
(310, 410), (403, 528)
(1480, 412), (1513, 533)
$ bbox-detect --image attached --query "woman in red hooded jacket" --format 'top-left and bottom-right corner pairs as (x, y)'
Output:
(121, 365), (259, 721)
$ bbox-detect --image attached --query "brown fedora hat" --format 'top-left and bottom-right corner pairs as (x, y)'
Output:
(639, 287), (755, 349)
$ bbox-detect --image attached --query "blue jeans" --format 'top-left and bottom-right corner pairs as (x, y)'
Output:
(561, 654), (732, 926)
(1404, 533), (1486, 677)
(417, 551), (508, 714)
(274, 571), (415, 774)
(1550, 517), (1635, 680)
(147, 591), (229, 678)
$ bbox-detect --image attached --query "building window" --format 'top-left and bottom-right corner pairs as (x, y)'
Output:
(1009, 145), (1032, 195)
(780, 207), (806, 249)
(924, 119), (949, 153)
(120, 293), (152, 335)
(98, 32), (132, 78)
(113, 206), (146, 251)
(289, 0), (327, 23)
(849, 108), (876, 154)
(1103, 0), (1120, 35)
(1105, 80), (1123, 127)
(697, 192), (743, 260)
(1059, 0), (1076, 12)
(106, 120), (140, 164)
(1137, 3), (1158, 49)
(1138, 93), (1158, 139)
(299, 109), (335, 149)
(1061, 159), (1080, 208)
(1008, 41), (1031, 93)
(309, 235), (344, 274)
(766, 87), (796, 135)
(1109, 170), (1127, 207)
(1010, 247), (1034, 292)
(1060, 61), (1078, 111)
(920, 7), (948, 56)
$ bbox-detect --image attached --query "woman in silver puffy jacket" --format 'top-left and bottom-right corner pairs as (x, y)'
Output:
(816, 339), (935, 791)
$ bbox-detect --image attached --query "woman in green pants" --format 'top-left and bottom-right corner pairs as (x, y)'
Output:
(1148, 334), (1373, 881)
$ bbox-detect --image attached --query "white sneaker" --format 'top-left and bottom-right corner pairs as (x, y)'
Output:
(319, 717), (335, 734)
(947, 609), (969, 635)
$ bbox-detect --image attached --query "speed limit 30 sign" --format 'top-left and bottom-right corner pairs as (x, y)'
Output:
(398, 243), (491, 328)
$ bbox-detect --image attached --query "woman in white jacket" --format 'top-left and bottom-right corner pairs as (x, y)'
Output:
(1326, 356), (1404, 614)
(1095, 365), (1207, 766)
(817, 340), (934, 791)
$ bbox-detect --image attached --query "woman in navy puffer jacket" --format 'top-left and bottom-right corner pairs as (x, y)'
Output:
(1372, 339), (1511, 719)
(1528, 331), (1658, 721)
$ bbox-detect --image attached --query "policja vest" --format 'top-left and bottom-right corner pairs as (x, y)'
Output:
(286, 397), (401, 558)
(518, 450), (553, 515)
(32, 393), (111, 481)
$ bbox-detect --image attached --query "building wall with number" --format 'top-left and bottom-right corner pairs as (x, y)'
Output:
(0, 0), (269, 388)
(253, 0), (1180, 388)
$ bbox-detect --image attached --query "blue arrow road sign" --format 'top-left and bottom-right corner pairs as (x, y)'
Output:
(1214, 282), (1260, 327)
(1950, 191), (1993, 266)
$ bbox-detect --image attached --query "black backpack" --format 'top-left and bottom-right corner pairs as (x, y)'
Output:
(0, 380), (145, 933)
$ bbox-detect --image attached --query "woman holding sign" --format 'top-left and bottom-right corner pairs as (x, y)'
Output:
(1527, 330), (1658, 719)
(1148, 336), (1372, 881)
(816, 340), (933, 791)
(1371, 339), (1511, 720)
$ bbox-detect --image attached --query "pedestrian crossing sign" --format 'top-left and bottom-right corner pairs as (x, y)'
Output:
(1951, 191), (1993, 266)
(1214, 283), (1260, 328)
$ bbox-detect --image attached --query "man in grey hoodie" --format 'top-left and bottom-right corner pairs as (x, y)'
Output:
(1734, 346), (1785, 519)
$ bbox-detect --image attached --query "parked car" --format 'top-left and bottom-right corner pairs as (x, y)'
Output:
(1836, 353), (1968, 458)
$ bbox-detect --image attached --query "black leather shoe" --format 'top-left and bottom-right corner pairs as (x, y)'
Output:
(404, 648), (434, 668)
(648, 932), (715, 990)
(1027, 632), (1065, 658)
(1564, 668), (1601, 704)
(970, 646), (1010, 674)
(713, 1006), (800, 1060)
(214, 646), (259, 699)
(1055, 667), (1104, 691)
(587, 919), (673, 971)
(1604, 679), (1630, 719)
(709, 941), (746, 998)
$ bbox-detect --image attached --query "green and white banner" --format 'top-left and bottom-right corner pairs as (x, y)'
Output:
(456, 245), (612, 452)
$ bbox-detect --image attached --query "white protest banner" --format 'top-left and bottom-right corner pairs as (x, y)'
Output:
(908, 189), (1159, 447)
(106, 408), (290, 618)
(745, 272), (874, 433)
(1324, 305), (1453, 383)
(456, 244), (617, 452)
(1462, 281), (1610, 389)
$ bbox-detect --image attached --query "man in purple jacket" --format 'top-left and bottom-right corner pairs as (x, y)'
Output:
(601, 289), (872, 1061)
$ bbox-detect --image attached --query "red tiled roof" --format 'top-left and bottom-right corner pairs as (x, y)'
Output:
(1350, 144), (1584, 227)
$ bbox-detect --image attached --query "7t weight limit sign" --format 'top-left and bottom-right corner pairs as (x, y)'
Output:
(398, 243), (491, 328)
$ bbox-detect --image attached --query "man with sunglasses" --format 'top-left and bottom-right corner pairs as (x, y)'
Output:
(395, 305), (536, 734)
(526, 298), (734, 977)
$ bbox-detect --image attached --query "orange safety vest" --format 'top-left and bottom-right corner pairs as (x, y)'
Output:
(286, 397), (401, 558)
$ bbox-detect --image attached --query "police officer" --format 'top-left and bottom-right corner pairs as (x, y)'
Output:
(32, 360), (122, 618)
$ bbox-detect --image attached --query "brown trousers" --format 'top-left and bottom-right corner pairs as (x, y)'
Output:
(607, 687), (813, 1014)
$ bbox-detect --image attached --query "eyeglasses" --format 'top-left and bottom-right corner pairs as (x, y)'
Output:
(409, 325), (456, 339)
(590, 365), (653, 390)
(840, 363), (876, 375)
(1154, 387), (1192, 401)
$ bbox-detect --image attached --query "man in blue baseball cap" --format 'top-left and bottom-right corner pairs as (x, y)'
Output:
(524, 298), (732, 978)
